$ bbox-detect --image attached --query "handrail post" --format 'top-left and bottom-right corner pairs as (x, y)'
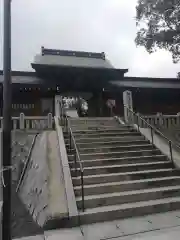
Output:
(177, 112), (180, 126)
(169, 140), (173, 163)
(150, 127), (154, 145)
(81, 170), (85, 212)
(74, 151), (77, 177)
(137, 113), (140, 131)
(69, 130), (72, 151)
(66, 116), (68, 133)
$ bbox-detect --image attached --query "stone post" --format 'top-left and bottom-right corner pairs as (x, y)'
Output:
(0, 118), (3, 129)
(13, 119), (17, 130)
(154, 113), (158, 125)
(123, 90), (133, 123)
(20, 113), (25, 129)
(55, 95), (61, 117)
(26, 120), (30, 129)
(136, 113), (141, 127)
(157, 112), (163, 127)
(177, 112), (180, 126)
(48, 113), (53, 129)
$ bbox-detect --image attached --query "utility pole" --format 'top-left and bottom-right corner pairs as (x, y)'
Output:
(2, 0), (12, 239)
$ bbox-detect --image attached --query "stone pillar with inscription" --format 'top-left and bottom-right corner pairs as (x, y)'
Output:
(55, 95), (62, 117)
(123, 90), (133, 123)
(20, 113), (25, 129)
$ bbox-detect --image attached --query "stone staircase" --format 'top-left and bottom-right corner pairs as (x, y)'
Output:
(64, 117), (180, 225)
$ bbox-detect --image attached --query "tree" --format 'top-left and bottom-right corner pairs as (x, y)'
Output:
(135, 0), (180, 63)
(177, 72), (180, 78)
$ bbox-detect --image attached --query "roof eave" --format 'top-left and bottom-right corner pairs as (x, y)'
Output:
(124, 76), (179, 83)
(0, 70), (35, 76)
(31, 63), (128, 73)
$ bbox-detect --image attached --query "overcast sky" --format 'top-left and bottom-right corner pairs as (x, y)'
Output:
(0, 0), (179, 77)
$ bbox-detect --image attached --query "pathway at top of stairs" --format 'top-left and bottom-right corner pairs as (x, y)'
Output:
(64, 117), (180, 225)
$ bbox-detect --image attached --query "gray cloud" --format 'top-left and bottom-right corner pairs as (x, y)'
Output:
(0, 0), (179, 77)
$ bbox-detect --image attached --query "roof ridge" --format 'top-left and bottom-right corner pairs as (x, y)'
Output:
(41, 46), (106, 60)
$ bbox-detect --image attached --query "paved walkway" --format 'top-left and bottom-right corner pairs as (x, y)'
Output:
(14, 210), (180, 239)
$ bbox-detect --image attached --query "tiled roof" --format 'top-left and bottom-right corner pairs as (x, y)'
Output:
(110, 79), (180, 89)
(32, 47), (121, 70)
(0, 71), (42, 84)
(1, 70), (180, 89)
(33, 54), (114, 69)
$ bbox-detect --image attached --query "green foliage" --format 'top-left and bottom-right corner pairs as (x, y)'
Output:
(136, 0), (180, 63)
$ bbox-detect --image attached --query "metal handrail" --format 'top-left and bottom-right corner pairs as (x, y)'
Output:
(65, 115), (83, 171)
(60, 100), (85, 211)
(65, 115), (85, 212)
(125, 105), (180, 163)
(142, 114), (179, 118)
(16, 133), (39, 192)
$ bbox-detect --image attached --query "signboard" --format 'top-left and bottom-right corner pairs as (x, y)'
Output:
(123, 91), (133, 123)
(107, 99), (116, 108)
(106, 99), (116, 116)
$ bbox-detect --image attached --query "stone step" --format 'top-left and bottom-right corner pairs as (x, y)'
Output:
(69, 155), (167, 168)
(70, 125), (120, 131)
(74, 139), (150, 148)
(74, 176), (180, 196)
(71, 135), (146, 144)
(72, 168), (179, 186)
(70, 117), (115, 121)
(76, 185), (180, 209)
(70, 121), (118, 127)
(79, 144), (155, 154)
(64, 117), (180, 224)
(64, 131), (141, 140)
(69, 119), (116, 124)
(63, 129), (136, 139)
(71, 161), (172, 176)
(79, 197), (180, 225)
(73, 131), (141, 139)
(68, 149), (162, 161)
(71, 127), (132, 134)
(72, 129), (135, 136)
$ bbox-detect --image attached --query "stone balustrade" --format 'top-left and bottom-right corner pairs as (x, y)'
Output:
(123, 90), (180, 130)
(139, 112), (180, 128)
(0, 113), (53, 130)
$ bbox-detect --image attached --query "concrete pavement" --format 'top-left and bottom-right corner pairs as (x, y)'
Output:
(13, 210), (180, 239)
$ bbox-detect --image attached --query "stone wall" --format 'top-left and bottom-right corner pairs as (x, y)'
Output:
(20, 132), (49, 227)
(47, 131), (68, 224)
(19, 131), (68, 229)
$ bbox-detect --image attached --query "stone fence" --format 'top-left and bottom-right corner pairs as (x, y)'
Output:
(123, 91), (180, 130)
(138, 112), (180, 129)
(0, 113), (53, 130)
